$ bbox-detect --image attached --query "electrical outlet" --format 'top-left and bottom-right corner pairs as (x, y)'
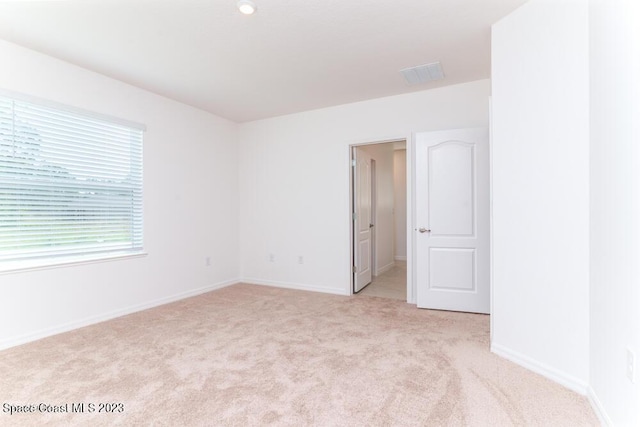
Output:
(298, 256), (304, 264)
(627, 348), (636, 383)
(205, 256), (211, 267)
(269, 253), (275, 263)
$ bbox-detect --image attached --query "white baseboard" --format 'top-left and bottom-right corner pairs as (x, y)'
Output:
(491, 343), (589, 395)
(376, 261), (395, 276)
(242, 278), (349, 296)
(395, 256), (407, 261)
(587, 386), (612, 427)
(0, 278), (239, 351)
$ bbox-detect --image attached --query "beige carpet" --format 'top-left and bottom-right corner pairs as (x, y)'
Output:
(0, 284), (597, 426)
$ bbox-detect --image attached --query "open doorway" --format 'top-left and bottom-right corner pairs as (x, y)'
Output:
(351, 140), (407, 301)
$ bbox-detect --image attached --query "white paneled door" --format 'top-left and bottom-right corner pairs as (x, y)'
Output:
(415, 128), (489, 313)
(354, 148), (373, 292)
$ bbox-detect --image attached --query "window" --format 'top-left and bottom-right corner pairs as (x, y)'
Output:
(0, 93), (144, 263)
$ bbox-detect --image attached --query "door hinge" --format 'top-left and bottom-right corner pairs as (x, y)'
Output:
(352, 265), (357, 273)
(352, 159), (356, 167)
(352, 212), (357, 221)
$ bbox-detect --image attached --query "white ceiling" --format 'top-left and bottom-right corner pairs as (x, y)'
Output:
(0, 0), (528, 122)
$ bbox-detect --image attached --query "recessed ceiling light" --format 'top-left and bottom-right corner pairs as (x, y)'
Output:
(237, 0), (257, 15)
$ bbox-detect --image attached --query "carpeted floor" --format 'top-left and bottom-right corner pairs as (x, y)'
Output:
(0, 284), (598, 426)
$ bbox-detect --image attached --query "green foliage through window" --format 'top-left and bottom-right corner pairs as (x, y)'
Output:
(0, 94), (144, 261)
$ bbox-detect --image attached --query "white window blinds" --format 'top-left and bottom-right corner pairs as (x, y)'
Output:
(0, 94), (143, 262)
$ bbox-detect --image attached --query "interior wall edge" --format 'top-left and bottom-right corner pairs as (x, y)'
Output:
(587, 387), (613, 427)
(0, 278), (239, 352)
(376, 261), (395, 276)
(491, 343), (589, 395)
(241, 278), (350, 297)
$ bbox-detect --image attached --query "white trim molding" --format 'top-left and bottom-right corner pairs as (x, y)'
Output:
(242, 278), (349, 296)
(376, 261), (395, 276)
(491, 343), (589, 395)
(0, 278), (238, 351)
(0, 251), (148, 275)
(587, 387), (613, 427)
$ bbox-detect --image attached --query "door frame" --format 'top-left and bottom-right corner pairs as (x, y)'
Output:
(345, 121), (493, 335)
(370, 158), (377, 276)
(348, 136), (414, 302)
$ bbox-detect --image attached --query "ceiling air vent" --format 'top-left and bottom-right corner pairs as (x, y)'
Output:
(400, 62), (445, 85)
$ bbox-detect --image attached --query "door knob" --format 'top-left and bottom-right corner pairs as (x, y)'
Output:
(418, 228), (431, 233)
(369, 223), (374, 228)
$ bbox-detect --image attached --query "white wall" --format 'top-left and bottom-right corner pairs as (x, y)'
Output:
(358, 143), (395, 275)
(394, 149), (407, 261)
(0, 40), (240, 349)
(589, 0), (640, 424)
(491, 0), (590, 392)
(238, 79), (490, 294)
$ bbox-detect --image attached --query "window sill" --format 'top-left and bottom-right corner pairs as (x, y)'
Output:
(0, 251), (148, 275)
